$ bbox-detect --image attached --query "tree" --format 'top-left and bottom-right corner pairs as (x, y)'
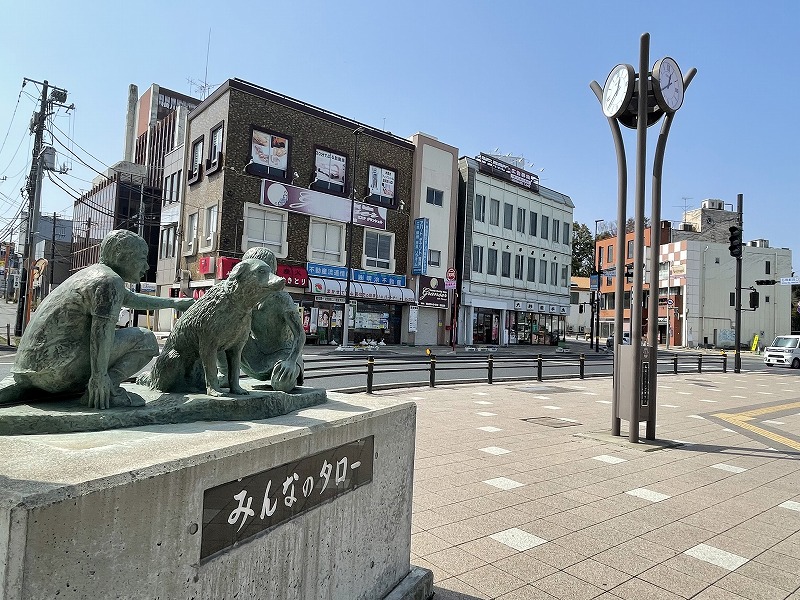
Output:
(571, 222), (595, 277)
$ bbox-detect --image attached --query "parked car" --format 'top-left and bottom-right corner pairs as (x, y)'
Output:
(763, 335), (800, 369)
(606, 332), (631, 348)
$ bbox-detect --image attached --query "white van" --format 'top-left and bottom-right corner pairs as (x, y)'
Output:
(763, 335), (800, 369)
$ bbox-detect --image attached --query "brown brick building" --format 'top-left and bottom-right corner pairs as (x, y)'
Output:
(179, 79), (415, 345)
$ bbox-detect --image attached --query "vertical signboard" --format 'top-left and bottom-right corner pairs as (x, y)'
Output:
(412, 218), (430, 275)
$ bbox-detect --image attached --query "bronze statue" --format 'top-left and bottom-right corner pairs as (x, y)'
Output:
(0, 229), (192, 409)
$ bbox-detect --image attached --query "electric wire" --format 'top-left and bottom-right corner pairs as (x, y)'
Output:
(0, 89), (23, 157)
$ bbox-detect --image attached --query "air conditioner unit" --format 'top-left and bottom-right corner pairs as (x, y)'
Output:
(680, 223), (693, 231)
(750, 239), (769, 248)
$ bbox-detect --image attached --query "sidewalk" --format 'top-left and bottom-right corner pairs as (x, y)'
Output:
(351, 367), (800, 599)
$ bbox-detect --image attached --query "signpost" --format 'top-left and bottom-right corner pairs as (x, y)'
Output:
(446, 268), (458, 350)
(780, 277), (800, 285)
(444, 268), (457, 290)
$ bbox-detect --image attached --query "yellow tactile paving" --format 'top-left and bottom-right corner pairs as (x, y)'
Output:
(713, 400), (800, 451)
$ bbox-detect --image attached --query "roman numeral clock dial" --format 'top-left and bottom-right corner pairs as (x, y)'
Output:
(602, 64), (635, 118)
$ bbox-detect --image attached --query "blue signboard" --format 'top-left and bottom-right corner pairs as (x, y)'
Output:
(412, 218), (430, 275)
(590, 274), (599, 291)
(306, 262), (406, 287)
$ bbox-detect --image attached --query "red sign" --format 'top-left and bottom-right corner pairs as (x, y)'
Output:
(216, 256), (241, 279)
(446, 268), (457, 281)
(198, 256), (215, 275)
(277, 264), (308, 288)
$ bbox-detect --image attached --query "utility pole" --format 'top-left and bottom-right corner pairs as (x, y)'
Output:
(15, 80), (49, 337)
(733, 194), (743, 373)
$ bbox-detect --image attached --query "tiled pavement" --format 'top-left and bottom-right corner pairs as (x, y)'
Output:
(368, 367), (800, 599)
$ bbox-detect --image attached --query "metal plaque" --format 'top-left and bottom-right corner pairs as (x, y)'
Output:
(200, 436), (374, 560)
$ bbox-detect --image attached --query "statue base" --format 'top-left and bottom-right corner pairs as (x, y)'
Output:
(0, 380), (328, 435)
(0, 392), (431, 599)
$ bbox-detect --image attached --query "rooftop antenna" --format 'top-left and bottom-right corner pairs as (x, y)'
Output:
(675, 196), (693, 222)
(187, 28), (214, 99)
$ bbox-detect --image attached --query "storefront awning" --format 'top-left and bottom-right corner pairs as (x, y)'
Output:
(308, 277), (415, 303)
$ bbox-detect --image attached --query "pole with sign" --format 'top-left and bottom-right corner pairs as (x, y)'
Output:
(446, 268), (457, 350)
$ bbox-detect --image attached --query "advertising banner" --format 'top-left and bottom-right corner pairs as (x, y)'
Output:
(251, 131), (288, 172)
(368, 165), (395, 201)
(412, 218), (430, 275)
(307, 262), (406, 287)
(314, 149), (347, 188)
(408, 305), (418, 332)
(261, 181), (387, 230)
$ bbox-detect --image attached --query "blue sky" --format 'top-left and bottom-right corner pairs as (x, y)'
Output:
(2, 0), (798, 271)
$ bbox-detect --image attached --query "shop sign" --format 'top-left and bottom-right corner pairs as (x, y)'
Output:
(408, 305), (418, 332)
(559, 305), (569, 315)
(418, 275), (448, 308)
(538, 303), (548, 313)
(476, 153), (539, 192)
(412, 218), (430, 275)
(526, 302), (535, 311)
(306, 262), (406, 287)
(314, 296), (345, 304)
(514, 301), (523, 310)
(277, 264), (308, 288)
(201, 436), (374, 560)
(671, 263), (687, 276)
(549, 305), (558, 314)
(261, 180), (387, 230)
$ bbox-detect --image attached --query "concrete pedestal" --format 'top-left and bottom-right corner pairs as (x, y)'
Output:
(0, 392), (431, 600)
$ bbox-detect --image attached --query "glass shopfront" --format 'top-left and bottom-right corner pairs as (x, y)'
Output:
(473, 308), (500, 345)
(352, 301), (402, 345)
(508, 311), (566, 345)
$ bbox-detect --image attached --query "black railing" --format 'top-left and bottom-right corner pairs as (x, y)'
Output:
(301, 351), (728, 393)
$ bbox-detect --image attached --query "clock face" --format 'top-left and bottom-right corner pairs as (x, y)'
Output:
(602, 64), (635, 118)
(653, 57), (684, 112)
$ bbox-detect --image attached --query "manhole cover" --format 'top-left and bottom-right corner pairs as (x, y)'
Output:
(516, 386), (576, 394)
(522, 416), (581, 428)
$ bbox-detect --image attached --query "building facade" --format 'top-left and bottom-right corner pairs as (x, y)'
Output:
(178, 78), (416, 345)
(456, 155), (574, 346)
(405, 133), (459, 347)
(567, 276), (592, 338)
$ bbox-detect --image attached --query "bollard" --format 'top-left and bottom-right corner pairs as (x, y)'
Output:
(537, 354), (543, 381)
(5, 323), (9, 346)
(722, 353), (727, 373)
(579, 354), (585, 379)
(673, 354), (678, 375)
(698, 354), (702, 373)
(488, 353), (494, 385)
(366, 355), (374, 394)
(429, 354), (436, 387)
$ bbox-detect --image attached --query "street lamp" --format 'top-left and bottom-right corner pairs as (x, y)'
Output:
(342, 126), (364, 348)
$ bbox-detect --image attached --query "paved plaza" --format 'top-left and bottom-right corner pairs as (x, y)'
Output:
(362, 368), (800, 599)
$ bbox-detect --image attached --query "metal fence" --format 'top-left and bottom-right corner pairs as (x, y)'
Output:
(302, 352), (728, 394)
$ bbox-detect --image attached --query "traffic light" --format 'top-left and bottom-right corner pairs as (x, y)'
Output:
(754, 279), (778, 285)
(728, 225), (742, 258)
(624, 264), (634, 282)
(579, 304), (584, 313)
(749, 289), (760, 309)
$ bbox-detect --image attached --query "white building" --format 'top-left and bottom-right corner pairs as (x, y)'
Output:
(660, 239), (792, 349)
(456, 155), (574, 346)
(567, 276), (592, 338)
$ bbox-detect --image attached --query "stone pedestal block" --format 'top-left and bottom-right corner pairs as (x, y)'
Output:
(0, 393), (430, 600)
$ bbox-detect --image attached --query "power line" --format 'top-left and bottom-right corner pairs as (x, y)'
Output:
(0, 88), (24, 157)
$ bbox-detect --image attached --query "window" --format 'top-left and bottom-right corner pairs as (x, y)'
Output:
(517, 208), (526, 233)
(175, 170), (181, 201)
(539, 259), (547, 284)
(489, 199), (500, 226)
(159, 228), (169, 259)
(426, 187), (444, 206)
(163, 175), (171, 202)
(766, 260), (771, 274)
(527, 257), (536, 282)
(364, 230), (393, 270)
(245, 204), (287, 256)
(189, 137), (203, 182)
(730, 292), (735, 306)
(627, 239), (634, 259)
(367, 165), (396, 207)
(550, 262), (558, 286)
(503, 203), (513, 229)
(570, 292), (580, 304)
(310, 220), (343, 263)
(607, 245), (613, 263)
(487, 248), (498, 275)
(251, 129), (289, 180)
(765, 295), (771, 303)
(429, 249), (441, 267)
(552, 219), (560, 242)
(204, 205), (218, 244)
(562, 222), (570, 245)
(472, 245), (484, 273)
(529, 211), (538, 236)
(541, 215), (549, 239)
(167, 226), (175, 258)
(313, 148), (347, 194)
(607, 293), (615, 309)
(501, 251), (511, 277)
(474, 194), (486, 222)
(186, 212), (198, 252)
(208, 123), (223, 173)
(514, 255), (524, 279)
(561, 265), (569, 287)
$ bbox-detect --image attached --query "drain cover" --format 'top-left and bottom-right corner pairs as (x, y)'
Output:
(522, 416), (581, 428)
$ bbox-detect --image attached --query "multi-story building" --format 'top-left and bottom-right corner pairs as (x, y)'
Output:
(178, 78), (416, 345)
(405, 133), (459, 347)
(456, 155), (574, 346)
(567, 276), (592, 338)
(595, 200), (792, 348)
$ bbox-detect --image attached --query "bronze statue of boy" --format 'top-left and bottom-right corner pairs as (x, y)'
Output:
(0, 229), (192, 409)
